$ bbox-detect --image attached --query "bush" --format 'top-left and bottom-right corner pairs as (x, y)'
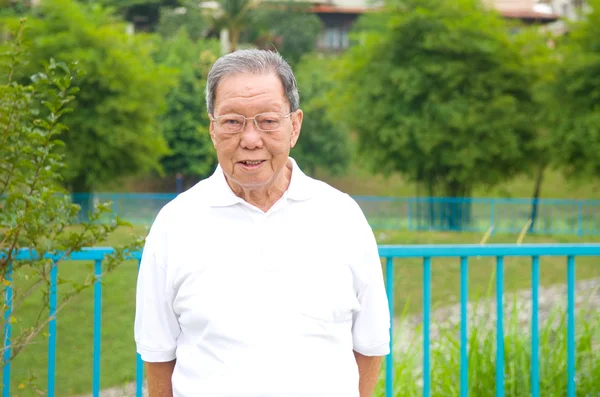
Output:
(0, 19), (142, 393)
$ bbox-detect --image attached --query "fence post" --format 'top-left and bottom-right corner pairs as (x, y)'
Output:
(531, 256), (540, 397)
(408, 199), (413, 231)
(496, 256), (505, 397)
(567, 256), (576, 397)
(93, 259), (103, 397)
(176, 173), (183, 194)
(112, 193), (119, 221)
(48, 261), (58, 397)
(2, 263), (13, 397)
(490, 200), (495, 234)
(385, 257), (394, 397)
(136, 259), (145, 397)
(423, 257), (432, 397)
(577, 202), (583, 237)
(460, 257), (469, 397)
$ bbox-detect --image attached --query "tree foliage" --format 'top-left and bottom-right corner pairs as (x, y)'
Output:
(1, 0), (175, 192)
(0, 0), (32, 17)
(0, 21), (141, 381)
(154, 29), (219, 180)
(210, 0), (257, 52)
(552, 0), (600, 179)
(88, 0), (183, 32)
(292, 54), (351, 176)
(251, 2), (322, 66)
(332, 0), (538, 199)
(156, 1), (209, 40)
(512, 27), (560, 164)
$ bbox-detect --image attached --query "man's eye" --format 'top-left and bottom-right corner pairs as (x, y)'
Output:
(223, 119), (242, 125)
(258, 116), (279, 125)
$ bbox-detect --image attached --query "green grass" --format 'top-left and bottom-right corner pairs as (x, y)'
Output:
(374, 295), (600, 396)
(315, 164), (600, 200)
(5, 227), (600, 396)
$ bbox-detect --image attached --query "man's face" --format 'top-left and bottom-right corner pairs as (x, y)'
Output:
(209, 72), (303, 190)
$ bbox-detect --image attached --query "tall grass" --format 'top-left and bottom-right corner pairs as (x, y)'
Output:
(375, 292), (600, 397)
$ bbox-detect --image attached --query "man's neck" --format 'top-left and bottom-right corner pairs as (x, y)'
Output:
(228, 161), (293, 213)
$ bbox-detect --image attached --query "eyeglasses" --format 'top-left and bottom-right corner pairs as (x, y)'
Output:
(211, 112), (293, 134)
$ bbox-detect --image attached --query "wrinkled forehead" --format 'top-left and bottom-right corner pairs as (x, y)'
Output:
(214, 72), (288, 112)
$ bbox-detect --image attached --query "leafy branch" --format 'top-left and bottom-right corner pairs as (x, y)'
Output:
(0, 19), (144, 372)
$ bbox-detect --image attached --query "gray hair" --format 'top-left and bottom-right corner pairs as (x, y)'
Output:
(205, 49), (300, 115)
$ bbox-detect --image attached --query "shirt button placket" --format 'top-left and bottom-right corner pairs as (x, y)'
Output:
(257, 214), (268, 258)
(261, 214), (278, 272)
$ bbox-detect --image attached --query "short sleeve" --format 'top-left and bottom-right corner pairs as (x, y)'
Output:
(347, 197), (391, 356)
(134, 216), (181, 362)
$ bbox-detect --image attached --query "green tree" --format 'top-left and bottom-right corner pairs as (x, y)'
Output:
(332, 0), (537, 229)
(1, 0), (174, 194)
(154, 29), (219, 181)
(292, 54), (351, 176)
(0, 0), (32, 17)
(89, 0), (183, 32)
(0, 20), (140, 389)
(156, 0), (209, 40)
(552, 0), (600, 179)
(209, 0), (256, 52)
(251, 2), (322, 66)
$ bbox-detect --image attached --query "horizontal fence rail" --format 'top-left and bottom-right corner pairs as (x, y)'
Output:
(71, 193), (600, 236)
(2, 244), (600, 397)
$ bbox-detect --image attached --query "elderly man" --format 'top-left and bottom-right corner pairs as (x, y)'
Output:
(134, 49), (390, 397)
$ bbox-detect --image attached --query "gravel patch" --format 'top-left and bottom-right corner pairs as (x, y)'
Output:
(392, 277), (600, 352)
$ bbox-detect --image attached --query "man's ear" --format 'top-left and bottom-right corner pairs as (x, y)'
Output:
(290, 109), (303, 148)
(209, 115), (217, 148)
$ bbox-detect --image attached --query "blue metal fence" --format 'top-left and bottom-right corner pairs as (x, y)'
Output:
(379, 244), (600, 397)
(3, 244), (600, 397)
(73, 193), (600, 236)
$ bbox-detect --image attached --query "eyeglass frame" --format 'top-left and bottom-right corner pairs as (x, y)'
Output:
(210, 111), (294, 133)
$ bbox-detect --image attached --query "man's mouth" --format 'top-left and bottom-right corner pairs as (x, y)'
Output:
(240, 160), (265, 165)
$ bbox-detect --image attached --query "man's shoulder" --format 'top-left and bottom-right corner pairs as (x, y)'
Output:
(302, 175), (363, 214)
(152, 177), (215, 225)
(302, 174), (349, 199)
(302, 176), (375, 248)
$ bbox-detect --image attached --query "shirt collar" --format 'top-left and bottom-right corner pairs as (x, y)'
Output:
(207, 157), (313, 207)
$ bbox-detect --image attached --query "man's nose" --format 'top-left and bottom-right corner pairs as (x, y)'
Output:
(239, 119), (263, 149)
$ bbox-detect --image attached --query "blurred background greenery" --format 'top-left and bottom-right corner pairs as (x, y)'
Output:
(1, 0), (599, 202)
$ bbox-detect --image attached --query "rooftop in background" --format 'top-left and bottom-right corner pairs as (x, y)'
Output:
(488, 0), (560, 21)
(305, 0), (565, 51)
(309, 0), (562, 20)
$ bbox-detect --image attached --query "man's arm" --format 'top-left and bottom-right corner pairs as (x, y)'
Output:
(354, 351), (383, 397)
(146, 360), (176, 397)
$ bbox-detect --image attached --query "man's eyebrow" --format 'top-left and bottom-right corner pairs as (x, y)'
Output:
(217, 102), (285, 114)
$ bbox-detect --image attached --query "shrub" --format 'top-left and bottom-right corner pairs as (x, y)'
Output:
(1, 19), (142, 392)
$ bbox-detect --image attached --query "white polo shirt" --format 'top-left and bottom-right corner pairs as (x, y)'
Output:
(134, 158), (390, 397)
